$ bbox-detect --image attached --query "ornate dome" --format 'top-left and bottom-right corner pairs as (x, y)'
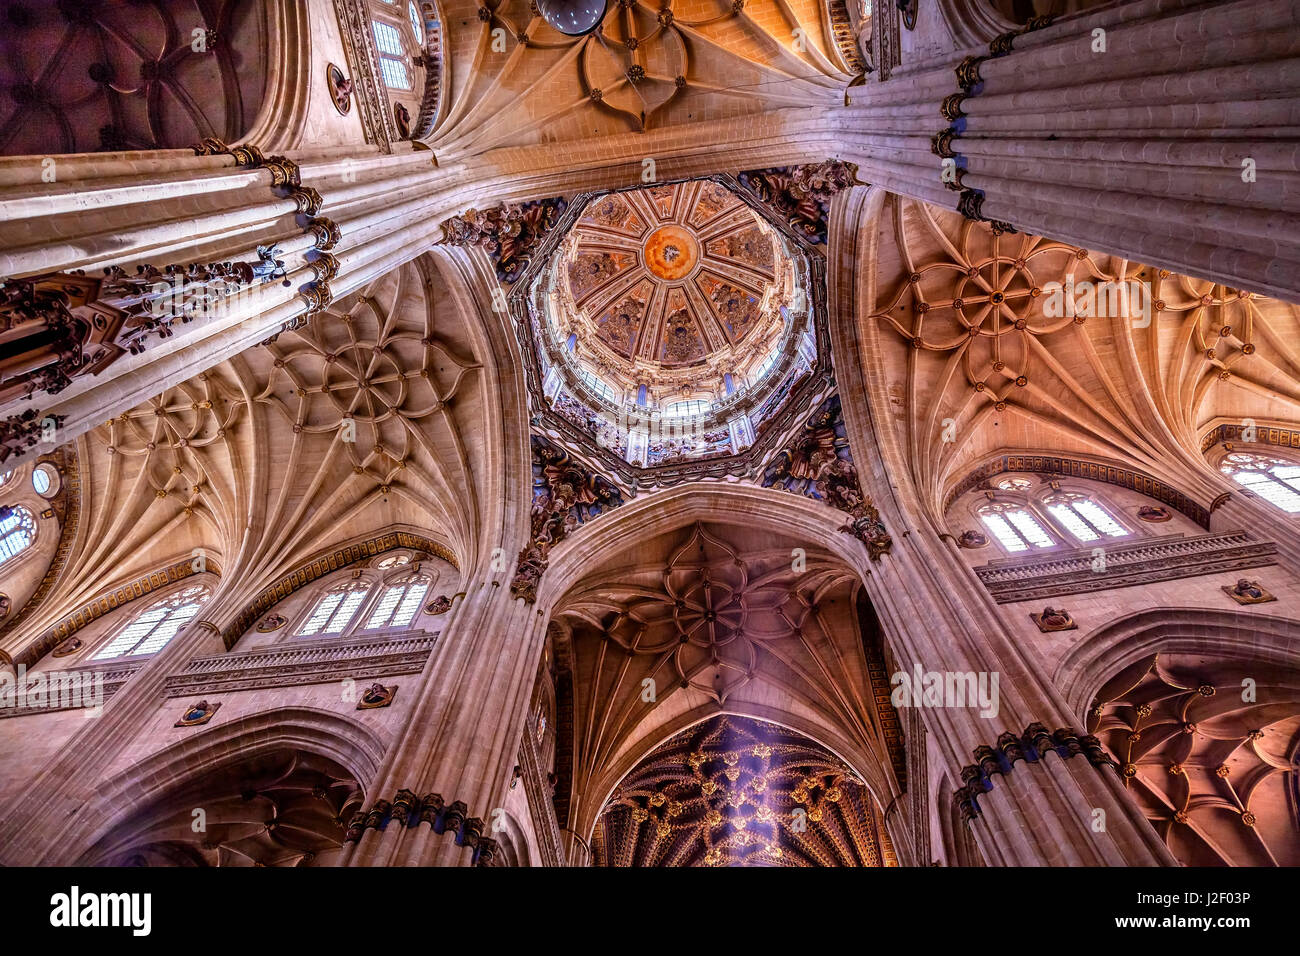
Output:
(552, 181), (797, 394)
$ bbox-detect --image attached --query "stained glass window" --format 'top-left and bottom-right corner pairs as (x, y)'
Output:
(0, 506), (35, 566)
(1220, 453), (1300, 513)
(363, 574), (429, 629)
(373, 21), (412, 90)
(978, 503), (1054, 553)
(299, 581), (372, 636)
(92, 586), (209, 660)
(1045, 492), (1129, 543)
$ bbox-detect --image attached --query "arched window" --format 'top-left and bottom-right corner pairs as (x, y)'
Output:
(977, 501), (1055, 553)
(664, 399), (711, 417)
(408, 1), (424, 43)
(1044, 492), (1129, 543)
(299, 580), (372, 636)
(751, 346), (780, 383)
(362, 573), (429, 630)
(373, 20), (412, 90)
(578, 367), (617, 403)
(92, 585), (209, 660)
(0, 506), (35, 566)
(1220, 452), (1300, 513)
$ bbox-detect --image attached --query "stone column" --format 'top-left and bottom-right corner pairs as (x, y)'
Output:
(835, 0), (1300, 303)
(340, 581), (548, 867)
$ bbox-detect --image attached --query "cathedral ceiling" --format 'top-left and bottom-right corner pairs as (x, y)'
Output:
(1090, 652), (1300, 867)
(593, 714), (895, 866)
(0, 0), (268, 154)
(427, 0), (851, 155)
(851, 193), (1300, 521)
(82, 748), (363, 866)
(561, 181), (784, 379)
(3, 255), (504, 653)
(553, 520), (902, 839)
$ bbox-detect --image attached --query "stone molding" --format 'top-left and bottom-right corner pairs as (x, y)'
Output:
(344, 788), (498, 866)
(974, 530), (1278, 604)
(0, 661), (142, 719)
(954, 722), (1114, 820)
(518, 721), (565, 867)
(162, 631), (437, 698)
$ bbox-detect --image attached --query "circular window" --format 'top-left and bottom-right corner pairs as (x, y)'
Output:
(31, 463), (59, 498)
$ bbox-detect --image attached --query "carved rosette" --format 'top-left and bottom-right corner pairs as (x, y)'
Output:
(761, 394), (891, 560)
(954, 722), (1114, 820)
(438, 197), (569, 283)
(510, 436), (625, 603)
(344, 789), (498, 865)
(736, 161), (860, 245)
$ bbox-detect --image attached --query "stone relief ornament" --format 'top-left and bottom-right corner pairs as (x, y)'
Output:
(958, 529), (989, 549)
(438, 197), (569, 283)
(393, 101), (411, 139)
(0, 593), (8, 618)
(1030, 606), (1077, 632)
(327, 63), (354, 115)
(51, 636), (83, 658)
(175, 700), (221, 727)
(1222, 578), (1275, 605)
(761, 394), (891, 560)
(1137, 505), (1172, 522)
(423, 595), (452, 615)
(511, 435), (625, 602)
(357, 681), (397, 709)
(256, 613), (288, 632)
(736, 161), (859, 245)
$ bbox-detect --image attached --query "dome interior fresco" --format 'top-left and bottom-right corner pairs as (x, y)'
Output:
(513, 176), (829, 484)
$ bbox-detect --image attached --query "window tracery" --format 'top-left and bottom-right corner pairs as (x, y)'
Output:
(976, 501), (1054, 553)
(299, 580), (373, 637)
(0, 505), (35, 567)
(91, 585), (209, 660)
(362, 573), (430, 630)
(1044, 491), (1129, 543)
(1220, 452), (1300, 513)
(373, 20), (412, 90)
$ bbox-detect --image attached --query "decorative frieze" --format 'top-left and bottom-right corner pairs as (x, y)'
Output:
(954, 722), (1114, 820)
(0, 661), (142, 720)
(165, 632), (437, 698)
(975, 530), (1277, 604)
(344, 789), (498, 866)
(947, 454), (1214, 528)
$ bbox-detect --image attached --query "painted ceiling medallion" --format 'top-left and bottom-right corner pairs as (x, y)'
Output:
(642, 225), (699, 281)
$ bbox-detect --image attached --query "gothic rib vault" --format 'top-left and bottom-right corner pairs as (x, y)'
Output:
(0, 0), (1296, 873)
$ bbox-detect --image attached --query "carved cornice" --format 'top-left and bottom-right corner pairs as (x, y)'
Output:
(0, 661), (142, 719)
(954, 722), (1114, 820)
(163, 632), (437, 698)
(975, 530), (1277, 603)
(1200, 421), (1300, 454)
(344, 789), (498, 866)
(0, 409), (64, 465)
(946, 454), (1213, 528)
(222, 531), (457, 649)
(13, 558), (219, 669)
